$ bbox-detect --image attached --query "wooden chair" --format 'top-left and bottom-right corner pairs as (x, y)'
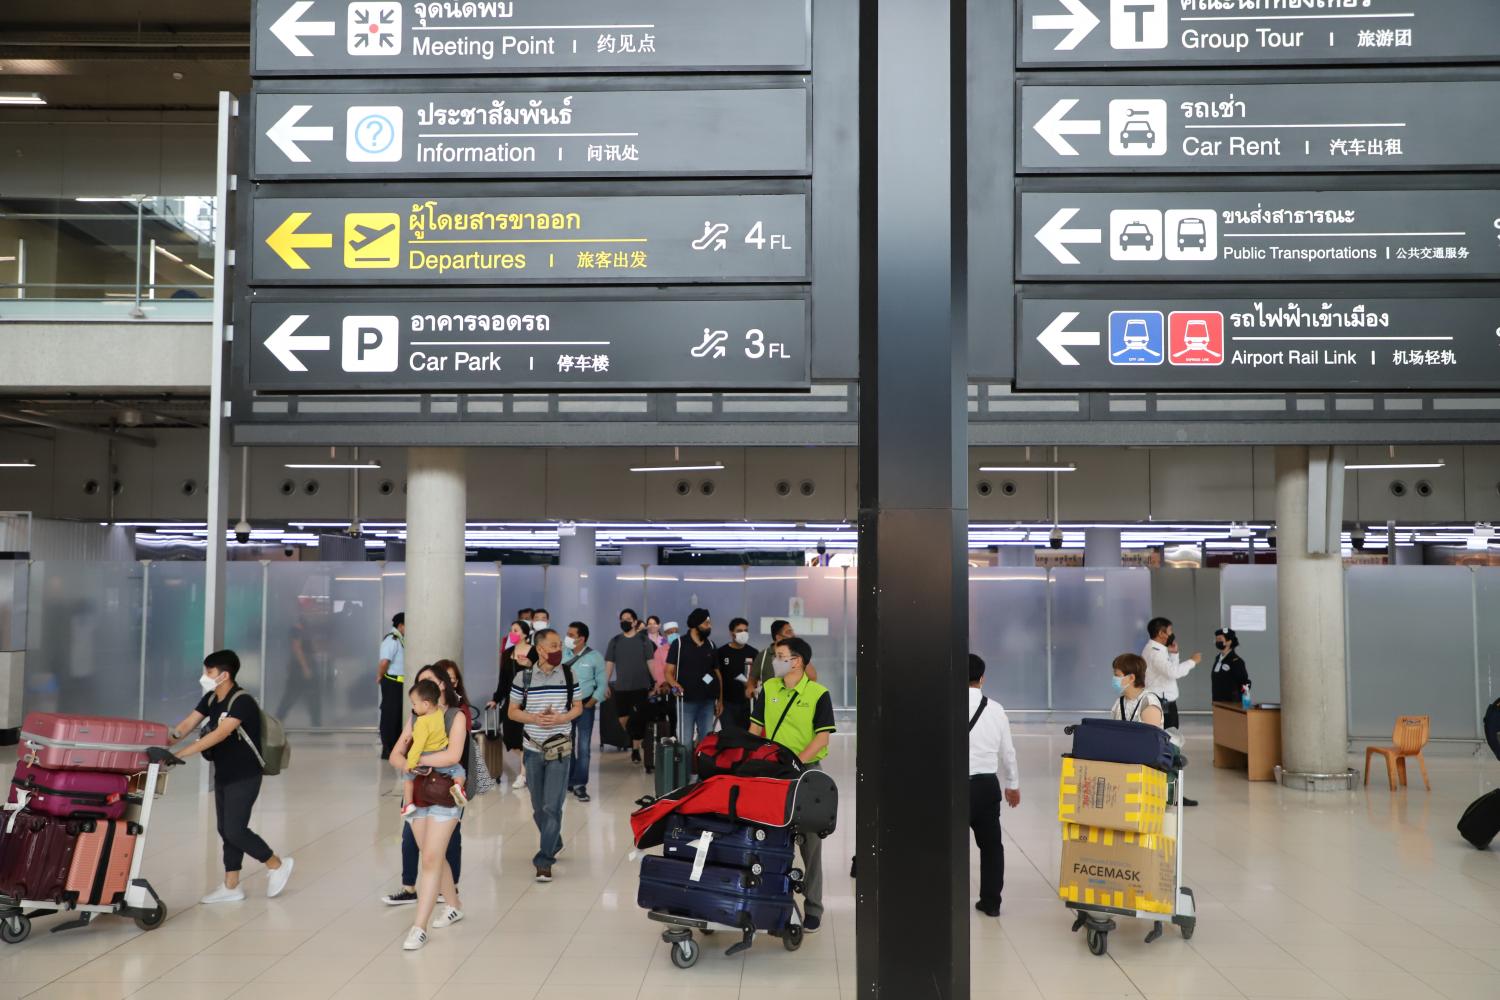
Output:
(1364, 716), (1431, 791)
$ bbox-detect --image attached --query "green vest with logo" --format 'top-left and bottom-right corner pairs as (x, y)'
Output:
(757, 675), (832, 762)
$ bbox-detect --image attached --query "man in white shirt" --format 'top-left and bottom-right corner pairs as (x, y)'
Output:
(968, 654), (1020, 917)
(1142, 617), (1201, 806)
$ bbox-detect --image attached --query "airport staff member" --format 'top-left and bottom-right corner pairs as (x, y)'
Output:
(1210, 628), (1251, 703)
(378, 613), (407, 759)
(750, 636), (835, 934)
(1142, 617), (1200, 731)
(967, 654), (1019, 917)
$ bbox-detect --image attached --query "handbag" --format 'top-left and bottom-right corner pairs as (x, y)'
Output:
(466, 734), (497, 798)
(538, 733), (573, 762)
(412, 769), (456, 808)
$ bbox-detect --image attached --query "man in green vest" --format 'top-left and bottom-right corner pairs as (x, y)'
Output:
(750, 636), (836, 933)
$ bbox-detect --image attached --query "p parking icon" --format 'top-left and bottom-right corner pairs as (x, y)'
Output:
(342, 316), (399, 372)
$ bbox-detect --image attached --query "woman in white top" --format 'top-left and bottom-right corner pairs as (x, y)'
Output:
(1110, 653), (1165, 728)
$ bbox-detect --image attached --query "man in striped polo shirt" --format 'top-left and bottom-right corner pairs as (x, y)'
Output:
(508, 628), (582, 883)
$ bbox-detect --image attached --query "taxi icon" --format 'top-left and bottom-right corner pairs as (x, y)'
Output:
(1119, 222), (1154, 252)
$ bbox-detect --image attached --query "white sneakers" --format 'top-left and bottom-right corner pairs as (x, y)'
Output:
(512, 772), (528, 790)
(432, 907), (464, 929)
(402, 927), (428, 951)
(200, 884), (246, 905)
(267, 857), (295, 898)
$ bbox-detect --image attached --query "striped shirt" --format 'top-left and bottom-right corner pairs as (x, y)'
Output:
(510, 664), (579, 749)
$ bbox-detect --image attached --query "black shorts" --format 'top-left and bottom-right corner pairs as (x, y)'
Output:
(613, 688), (650, 720)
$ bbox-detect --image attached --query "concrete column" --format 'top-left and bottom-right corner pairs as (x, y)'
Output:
(1084, 528), (1123, 568)
(405, 448), (466, 675)
(549, 527), (597, 629)
(1274, 447), (1349, 782)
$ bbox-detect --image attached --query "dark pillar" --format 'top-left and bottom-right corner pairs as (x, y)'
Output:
(855, 0), (969, 996)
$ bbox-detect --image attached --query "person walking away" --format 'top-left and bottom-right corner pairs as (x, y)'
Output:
(395, 670), (468, 951)
(1209, 628), (1251, 704)
(170, 649), (294, 903)
(565, 622), (606, 802)
(606, 608), (656, 766)
(509, 628), (582, 883)
(488, 620), (532, 789)
(667, 609), (721, 748)
(967, 654), (1019, 917)
(717, 618), (757, 732)
(278, 602), (326, 727)
(383, 664), (467, 907)
(378, 613), (407, 758)
(750, 636), (835, 933)
(1141, 618), (1199, 805)
(748, 620), (818, 701)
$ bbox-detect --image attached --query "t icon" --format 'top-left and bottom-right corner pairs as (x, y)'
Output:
(342, 315), (400, 372)
(1110, 0), (1168, 49)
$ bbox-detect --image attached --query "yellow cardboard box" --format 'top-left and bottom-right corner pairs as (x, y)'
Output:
(1058, 822), (1176, 915)
(1057, 757), (1168, 835)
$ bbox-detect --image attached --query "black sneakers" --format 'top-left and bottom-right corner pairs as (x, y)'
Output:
(383, 890), (417, 906)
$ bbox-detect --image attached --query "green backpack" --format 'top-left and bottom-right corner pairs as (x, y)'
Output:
(227, 691), (290, 776)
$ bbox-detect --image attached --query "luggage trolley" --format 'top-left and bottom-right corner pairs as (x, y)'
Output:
(0, 757), (171, 944)
(1063, 754), (1196, 957)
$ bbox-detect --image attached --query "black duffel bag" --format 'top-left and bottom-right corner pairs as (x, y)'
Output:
(1068, 717), (1176, 773)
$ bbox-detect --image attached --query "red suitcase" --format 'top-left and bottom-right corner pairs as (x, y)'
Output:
(0, 812), (83, 903)
(66, 819), (140, 905)
(19, 713), (168, 774)
(9, 762), (129, 820)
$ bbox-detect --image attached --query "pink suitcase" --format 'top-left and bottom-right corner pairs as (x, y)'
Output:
(19, 713), (169, 774)
(9, 762), (129, 820)
(66, 819), (140, 905)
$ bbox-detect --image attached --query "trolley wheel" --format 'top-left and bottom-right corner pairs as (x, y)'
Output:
(0, 914), (30, 944)
(1086, 927), (1109, 956)
(134, 904), (167, 932)
(783, 924), (804, 951)
(670, 938), (700, 969)
(1179, 918), (1196, 941)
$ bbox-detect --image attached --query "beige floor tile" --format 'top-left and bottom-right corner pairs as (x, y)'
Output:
(1220, 967), (1340, 998)
(22, 986), (138, 1000)
(1420, 972), (1500, 1000)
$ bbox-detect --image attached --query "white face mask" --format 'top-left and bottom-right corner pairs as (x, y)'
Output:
(199, 673), (219, 695)
(563, 636), (577, 652)
(734, 631), (750, 645)
(533, 619), (549, 630)
(773, 658), (794, 679)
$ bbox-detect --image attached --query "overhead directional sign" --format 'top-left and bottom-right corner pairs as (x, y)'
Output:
(248, 296), (810, 390)
(253, 0), (812, 75)
(250, 192), (809, 284)
(1020, 188), (1500, 280)
(252, 85), (810, 179)
(1021, 80), (1500, 172)
(1016, 295), (1500, 390)
(1020, 0), (1500, 68)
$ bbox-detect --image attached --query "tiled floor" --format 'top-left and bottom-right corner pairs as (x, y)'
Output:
(5, 727), (1499, 999)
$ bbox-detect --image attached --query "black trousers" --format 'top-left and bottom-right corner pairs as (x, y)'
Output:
(1163, 699), (1181, 730)
(969, 773), (1004, 909)
(215, 774), (274, 874)
(277, 661), (323, 728)
(379, 675), (405, 758)
(401, 819), (462, 888)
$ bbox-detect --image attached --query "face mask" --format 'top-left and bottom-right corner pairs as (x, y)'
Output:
(199, 673), (219, 695)
(544, 650), (563, 667)
(734, 631), (750, 645)
(620, 620), (633, 633)
(774, 658), (794, 679)
(533, 619), (549, 630)
(1111, 675), (1125, 694)
(697, 626), (712, 640)
(564, 636), (577, 652)
(1215, 642), (1226, 651)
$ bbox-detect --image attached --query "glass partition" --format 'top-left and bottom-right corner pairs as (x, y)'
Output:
(1218, 564), (1281, 704)
(1476, 569), (1500, 725)
(969, 568), (1049, 710)
(23, 562), (144, 719)
(1049, 568), (1152, 713)
(263, 562), (384, 730)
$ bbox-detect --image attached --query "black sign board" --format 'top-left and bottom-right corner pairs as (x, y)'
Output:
(1019, 0), (1500, 68)
(1015, 294), (1500, 391)
(250, 191), (809, 284)
(1019, 188), (1500, 281)
(252, 0), (811, 76)
(248, 295), (810, 390)
(1020, 79), (1500, 173)
(252, 84), (811, 179)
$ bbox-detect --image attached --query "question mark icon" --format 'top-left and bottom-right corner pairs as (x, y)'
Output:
(360, 114), (392, 152)
(345, 107), (402, 162)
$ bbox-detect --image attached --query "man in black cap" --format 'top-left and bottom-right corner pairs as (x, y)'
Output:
(665, 607), (721, 749)
(377, 612), (406, 758)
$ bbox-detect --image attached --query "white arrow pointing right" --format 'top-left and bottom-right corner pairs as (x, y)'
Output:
(265, 314), (329, 372)
(1037, 312), (1101, 367)
(271, 1), (337, 58)
(266, 104), (334, 163)
(1031, 0), (1102, 52)
(1033, 98), (1102, 157)
(1034, 207), (1102, 265)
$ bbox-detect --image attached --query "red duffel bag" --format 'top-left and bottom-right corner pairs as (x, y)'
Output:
(693, 728), (805, 780)
(630, 771), (838, 850)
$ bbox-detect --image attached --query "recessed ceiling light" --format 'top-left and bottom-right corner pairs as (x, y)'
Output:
(284, 461), (382, 470)
(0, 93), (46, 106)
(629, 463), (725, 473)
(1345, 462), (1445, 471)
(978, 464), (1077, 473)
(0, 460), (37, 468)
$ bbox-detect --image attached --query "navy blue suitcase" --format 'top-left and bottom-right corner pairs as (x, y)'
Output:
(663, 813), (797, 879)
(638, 854), (795, 933)
(1069, 717), (1175, 772)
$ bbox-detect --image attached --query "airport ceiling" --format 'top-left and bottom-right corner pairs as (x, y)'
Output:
(0, 1), (250, 111)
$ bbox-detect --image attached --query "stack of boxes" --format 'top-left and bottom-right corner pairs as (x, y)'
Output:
(1056, 756), (1175, 914)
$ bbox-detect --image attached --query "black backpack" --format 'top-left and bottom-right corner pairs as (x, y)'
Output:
(1484, 697), (1500, 762)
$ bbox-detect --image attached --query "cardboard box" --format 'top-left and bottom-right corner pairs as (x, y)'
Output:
(1057, 757), (1168, 835)
(1058, 823), (1176, 915)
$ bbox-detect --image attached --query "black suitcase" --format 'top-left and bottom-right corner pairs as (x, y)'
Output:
(1069, 717), (1176, 772)
(637, 854), (795, 933)
(599, 698), (630, 751)
(1483, 698), (1500, 762)
(1457, 789), (1500, 849)
(663, 813), (797, 880)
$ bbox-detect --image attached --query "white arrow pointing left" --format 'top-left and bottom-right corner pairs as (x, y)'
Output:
(266, 104), (334, 163)
(1034, 207), (1102, 265)
(271, 1), (336, 58)
(1037, 311), (1100, 367)
(1033, 98), (1101, 157)
(1031, 0), (1101, 52)
(265, 314), (329, 372)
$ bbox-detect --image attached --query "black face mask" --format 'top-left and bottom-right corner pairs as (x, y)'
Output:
(1215, 641), (1227, 651)
(620, 620), (634, 633)
(698, 626), (712, 640)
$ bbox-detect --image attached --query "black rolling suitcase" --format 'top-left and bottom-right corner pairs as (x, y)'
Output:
(1483, 697), (1500, 762)
(599, 698), (631, 751)
(1069, 716), (1176, 772)
(1457, 789), (1500, 849)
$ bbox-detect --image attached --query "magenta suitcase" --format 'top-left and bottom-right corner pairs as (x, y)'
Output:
(9, 762), (129, 820)
(19, 713), (169, 774)
(0, 811), (83, 903)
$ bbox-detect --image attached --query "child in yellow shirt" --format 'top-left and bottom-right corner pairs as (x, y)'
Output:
(402, 678), (467, 817)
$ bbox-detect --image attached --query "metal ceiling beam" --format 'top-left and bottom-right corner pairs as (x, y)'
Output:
(0, 410), (156, 448)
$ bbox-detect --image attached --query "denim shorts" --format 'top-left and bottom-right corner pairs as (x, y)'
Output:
(405, 803), (462, 822)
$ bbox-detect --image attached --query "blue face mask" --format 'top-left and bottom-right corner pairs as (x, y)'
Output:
(1111, 675), (1125, 694)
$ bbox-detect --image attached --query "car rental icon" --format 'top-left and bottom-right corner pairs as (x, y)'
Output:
(1119, 222), (1154, 251)
(1118, 110), (1157, 149)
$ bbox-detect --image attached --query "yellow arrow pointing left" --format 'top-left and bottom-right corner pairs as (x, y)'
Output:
(265, 211), (333, 270)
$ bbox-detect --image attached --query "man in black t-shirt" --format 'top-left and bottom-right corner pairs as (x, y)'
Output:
(716, 617), (758, 732)
(171, 649), (294, 904)
(666, 608), (722, 747)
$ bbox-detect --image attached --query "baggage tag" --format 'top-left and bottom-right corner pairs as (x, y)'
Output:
(688, 830), (715, 883)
